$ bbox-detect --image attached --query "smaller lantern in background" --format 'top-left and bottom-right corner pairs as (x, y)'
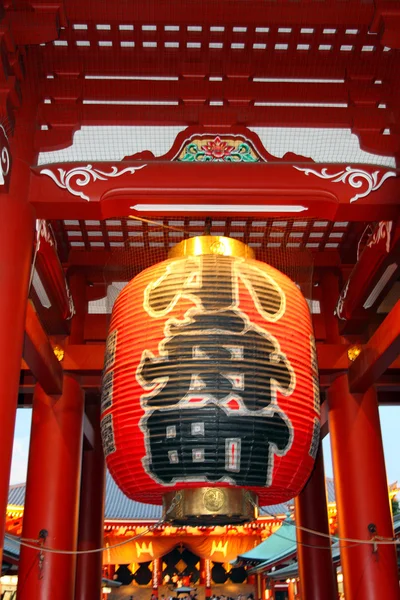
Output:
(101, 236), (320, 524)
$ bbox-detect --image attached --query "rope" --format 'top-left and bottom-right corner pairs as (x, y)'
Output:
(5, 493), (180, 556)
(254, 499), (399, 547)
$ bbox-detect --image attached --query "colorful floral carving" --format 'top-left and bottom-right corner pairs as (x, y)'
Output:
(179, 136), (260, 162)
(201, 137), (234, 159)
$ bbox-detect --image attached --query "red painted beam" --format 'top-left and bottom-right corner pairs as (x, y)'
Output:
(38, 102), (376, 131)
(42, 79), (386, 106)
(348, 299), (400, 393)
(61, 344), (106, 374)
(23, 302), (63, 395)
(29, 160), (399, 222)
(61, 0), (375, 25)
(371, 2), (400, 49)
(66, 248), (342, 271)
(390, 355), (400, 370)
(35, 47), (397, 80)
(3, 2), (67, 45)
(5, 12), (60, 45)
(38, 101), (390, 131)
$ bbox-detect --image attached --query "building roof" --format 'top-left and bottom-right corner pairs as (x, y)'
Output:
(7, 483), (26, 507)
(3, 535), (21, 560)
(8, 472), (293, 522)
(8, 472), (163, 522)
(326, 479), (336, 504)
(104, 472), (162, 521)
(265, 513), (400, 580)
(269, 542), (341, 580)
(235, 519), (297, 569)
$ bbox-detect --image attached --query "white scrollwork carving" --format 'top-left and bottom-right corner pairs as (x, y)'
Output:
(335, 279), (350, 320)
(367, 221), (393, 253)
(66, 281), (76, 319)
(294, 166), (396, 203)
(0, 125), (10, 186)
(36, 219), (55, 247)
(40, 163), (147, 201)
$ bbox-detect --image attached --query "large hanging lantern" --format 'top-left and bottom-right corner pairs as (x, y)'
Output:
(101, 236), (320, 524)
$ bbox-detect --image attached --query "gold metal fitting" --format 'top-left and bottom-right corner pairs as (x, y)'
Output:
(168, 235), (255, 259)
(163, 487), (258, 526)
(53, 345), (65, 362)
(347, 345), (362, 362)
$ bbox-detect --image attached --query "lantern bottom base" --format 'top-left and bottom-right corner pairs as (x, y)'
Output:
(163, 488), (258, 526)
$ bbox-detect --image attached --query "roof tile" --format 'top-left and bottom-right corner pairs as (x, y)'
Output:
(8, 474), (336, 521)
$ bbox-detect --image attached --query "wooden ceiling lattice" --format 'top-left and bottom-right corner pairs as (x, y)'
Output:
(52, 217), (357, 263)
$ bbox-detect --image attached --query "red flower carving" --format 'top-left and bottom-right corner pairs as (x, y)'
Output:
(201, 136), (234, 159)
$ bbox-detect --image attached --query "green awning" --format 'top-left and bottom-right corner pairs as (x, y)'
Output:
(234, 519), (297, 570)
(268, 542), (341, 580)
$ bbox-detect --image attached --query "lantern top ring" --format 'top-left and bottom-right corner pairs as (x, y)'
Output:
(168, 235), (255, 259)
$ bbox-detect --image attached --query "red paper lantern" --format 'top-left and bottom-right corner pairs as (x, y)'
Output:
(101, 236), (320, 516)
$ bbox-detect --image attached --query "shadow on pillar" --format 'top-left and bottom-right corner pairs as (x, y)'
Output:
(294, 443), (337, 600)
(75, 397), (105, 600)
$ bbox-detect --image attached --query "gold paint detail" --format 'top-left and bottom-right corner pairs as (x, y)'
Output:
(347, 345), (362, 362)
(211, 540), (228, 557)
(53, 345), (65, 362)
(204, 488), (226, 512)
(135, 541), (154, 558)
(210, 240), (227, 255)
(168, 235), (255, 259)
(163, 487), (257, 526)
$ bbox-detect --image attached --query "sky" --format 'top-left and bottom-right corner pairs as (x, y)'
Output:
(9, 405), (400, 488)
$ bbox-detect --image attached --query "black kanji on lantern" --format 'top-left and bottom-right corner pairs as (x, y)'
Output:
(137, 255), (294, 487)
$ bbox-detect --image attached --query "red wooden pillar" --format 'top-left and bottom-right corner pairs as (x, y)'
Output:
(294, 444), (337, 600)
(328, 377), (399, 600)
(0, 105), (37, 565)
(152, 557), (160, 597)
(257, 573), (266, 600)
(287, 581), (295, 600)
(16, 376), (84, 600)
(74, 400), (105, 600)
(0, 200), (34, 566)
(71, 272), (106, 600)
(105, 565), (115, 581)
(322, 273), (400, 600)
(200, 558), (206, 586)
(202, 558), (211, 598)
(256, 573), (261, 600)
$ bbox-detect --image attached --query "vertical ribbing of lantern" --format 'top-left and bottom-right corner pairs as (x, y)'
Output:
(101, 236), (320, 524)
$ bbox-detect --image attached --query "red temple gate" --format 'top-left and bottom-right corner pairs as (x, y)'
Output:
(0, 1), (400, 599)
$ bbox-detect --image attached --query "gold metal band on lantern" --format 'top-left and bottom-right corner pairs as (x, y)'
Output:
(163, 488), (258, 526)
(168, 235), (255, 259)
